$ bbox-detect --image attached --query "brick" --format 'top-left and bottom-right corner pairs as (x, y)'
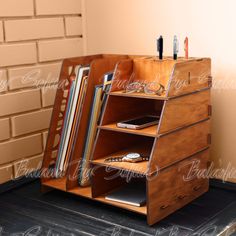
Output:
(0, 164), (13, 184)
(5, 18), (64, 42)
(14, 154), (43, 178)
(36, 0), (81, 15)
(0, 89), (41, 117)
(0, 70), (8, 93)
(41, 87), (57, 107)
(0, 134), (42, 165)
(0, 0), (34, 17)
(38, 38), (83, 62)
(9, 63), (61, 90)
(0, 43), (37, 67)
(11, 108), (52, 137)
(0, 21), (3, 42)
(65, 17), (82, 36)
(0, 118), (10, 141)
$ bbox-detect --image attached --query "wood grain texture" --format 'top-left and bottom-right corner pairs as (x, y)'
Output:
(158, 89), (211, 134)
(99, 123), (158, 137)
(168, 58), (211, 97)
(91, 165), (147, 214)
(41, 55), (212, 226)
(101, 95), (163, 126)
(43, 177), (67, 191)
(149, 120), (210, 173)
(132, 58), (176, 92)
(110, 59), (133, 92)
(91, 165), (126, 198)
(92, 129), (153, 162)
(147, 149), (210, 225)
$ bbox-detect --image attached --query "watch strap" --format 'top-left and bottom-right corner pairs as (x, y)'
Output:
(142, 156), (149, 161)
(104, 156), (124, 162)
(104, 155), (149, 163)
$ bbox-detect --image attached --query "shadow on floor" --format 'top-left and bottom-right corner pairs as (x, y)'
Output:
(0, 180), (235, 236)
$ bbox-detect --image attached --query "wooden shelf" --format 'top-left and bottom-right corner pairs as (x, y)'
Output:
(94, 195), (147, 215)
(69, 186), (147, 215)
(99, 123), (158, 137)
(69, 186), (92, 198)
(109, 91), (168, 100)
(43, 177), (67, 191)
(92, 145), (151, 174)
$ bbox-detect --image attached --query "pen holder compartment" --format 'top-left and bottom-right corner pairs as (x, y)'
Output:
(110, 58), (176, 95)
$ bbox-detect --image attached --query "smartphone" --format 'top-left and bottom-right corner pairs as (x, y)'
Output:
(117, 116), (160, 130)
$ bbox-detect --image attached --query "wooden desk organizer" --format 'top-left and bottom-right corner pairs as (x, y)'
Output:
(41, 54), (212, 225)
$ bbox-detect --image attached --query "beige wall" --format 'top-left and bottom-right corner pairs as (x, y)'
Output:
(0, 0), (84, 184)
(85, 0), (236, 183)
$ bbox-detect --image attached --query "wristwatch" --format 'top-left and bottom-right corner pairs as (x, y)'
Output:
(104, 153), (149, 163)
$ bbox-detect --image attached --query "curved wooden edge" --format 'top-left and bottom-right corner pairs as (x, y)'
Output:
(41, 55), (106, 184)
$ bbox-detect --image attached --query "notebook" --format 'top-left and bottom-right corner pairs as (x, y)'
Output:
(98, 72), (113, 124)
(63, 75), (89, 173)
(55, 80), (76, 177)
(79, 85), (103, 186)
(105, 181), (146, 207)
(55, 66), (90, 177)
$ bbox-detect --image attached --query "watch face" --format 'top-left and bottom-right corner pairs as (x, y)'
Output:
(125, 153), (141, 159)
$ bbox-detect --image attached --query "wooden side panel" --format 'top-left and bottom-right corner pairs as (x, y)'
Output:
(110, 59), (133, 92)
(147, 149), (209, 225)
(133, 58), (176, 89)
(149, 120), (210, 173)
(66, 56), (127, 190)
(91, 165), (125, 197)
(110, 58), (177, 96)
(159, 89), (211, 134)
(168, 58), (211, 97)
(41, 55), (103, 184)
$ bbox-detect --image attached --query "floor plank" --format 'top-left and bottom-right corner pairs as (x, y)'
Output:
(0, 180), (236, 235)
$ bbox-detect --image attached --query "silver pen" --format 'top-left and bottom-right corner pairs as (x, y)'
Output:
(173, 35), (179, 60)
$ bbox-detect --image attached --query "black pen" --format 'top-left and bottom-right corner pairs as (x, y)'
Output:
(157, 36), (163, 60)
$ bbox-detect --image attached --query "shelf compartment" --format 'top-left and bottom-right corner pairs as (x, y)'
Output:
(91, 164), (147, 214)
(92, 130), (154, 174)
(99, 122), (158, 137)
(101, 95), (163, 127)
(110, 58), (176, 97)
(69, 186), (147, 214)
(92, 147), (149, 174)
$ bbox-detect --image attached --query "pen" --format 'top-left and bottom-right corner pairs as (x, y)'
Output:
(184, 37), (189, 59)
(173, 35), (179, 60)
(157, 36), (163, 60)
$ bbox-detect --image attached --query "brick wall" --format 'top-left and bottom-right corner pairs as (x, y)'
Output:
(0, 0), (84, 184)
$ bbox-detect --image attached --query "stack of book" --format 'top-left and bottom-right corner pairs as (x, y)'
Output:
(55, 66), (113, 187)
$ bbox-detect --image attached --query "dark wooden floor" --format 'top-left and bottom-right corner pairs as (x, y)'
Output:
(0, 181), (236, 236)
